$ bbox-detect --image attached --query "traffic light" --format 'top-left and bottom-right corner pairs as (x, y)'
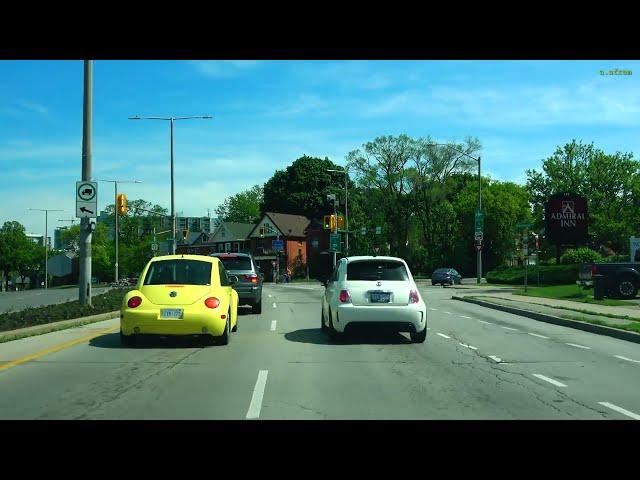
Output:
(182, 229), (189, 241)
(116, 193), (127, 216)
(323, 215), (331, 230)
(337, 215), (345, 230)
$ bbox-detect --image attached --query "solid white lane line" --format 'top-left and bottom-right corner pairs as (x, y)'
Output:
(598, 402), (640, 420)
(566, 343), (591, 350)
(272, 302), (277, 308)
(532, 374), (567, 388)
(459, 343), (478, 350)
(460, 315), (472, 319)
(246, 370), (269, 419)
(528, 333), (549, 339)
(429, 308), (438, 311)
(489, 356), (502, 363)
(437, 333), (451, 339)
(270, 321), (276, 331)
(478, 320), (493, 325)
(614, 355), (640, 364)
(502, 326), (520, 331)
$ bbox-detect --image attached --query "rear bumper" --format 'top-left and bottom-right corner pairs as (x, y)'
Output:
(234, 285), (262, 304)
(333, 303), (427, 333)
(121, 308), (227, 336)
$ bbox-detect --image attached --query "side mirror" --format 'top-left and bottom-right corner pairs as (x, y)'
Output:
(229, 275), (239, 284)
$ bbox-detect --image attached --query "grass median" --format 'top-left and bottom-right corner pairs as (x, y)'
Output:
(0, 287), (132, 333)
(513, 284), (632, 306)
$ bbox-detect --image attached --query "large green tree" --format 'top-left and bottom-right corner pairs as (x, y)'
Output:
(262, 155), (350, 219)
(215, 184), (263, 223)
(0, 221), (34, 290)
(526, 140), (640, 254)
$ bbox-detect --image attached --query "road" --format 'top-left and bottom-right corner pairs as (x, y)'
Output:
(0, 287), (111, 313)
(1, 283), (639, 419)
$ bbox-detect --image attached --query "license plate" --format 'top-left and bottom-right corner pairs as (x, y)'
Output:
(160, 308), (183, 319)
(370, 292), (391, 303)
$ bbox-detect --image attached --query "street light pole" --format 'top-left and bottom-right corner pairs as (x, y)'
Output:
(428, 142), (483, 284)
(128, 115), (213, 254)
(28, 208), (63, 289)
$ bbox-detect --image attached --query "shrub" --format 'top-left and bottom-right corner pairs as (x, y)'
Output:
(560, 248), (602, 265)
(0, 287), (133, 333)
(486, 264), (580, 285)
(602, 254), (631, 263)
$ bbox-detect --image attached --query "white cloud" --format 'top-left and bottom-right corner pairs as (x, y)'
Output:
(190, 60), (261, 78)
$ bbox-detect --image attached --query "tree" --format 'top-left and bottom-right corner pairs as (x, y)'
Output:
(215, 184), (263, 223)
(526, 140), (640, 254)
(262, 155), (349, 219)
(0, 221), (33, 290)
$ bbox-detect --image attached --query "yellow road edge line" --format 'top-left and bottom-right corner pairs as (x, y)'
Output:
(0, 325), (119, 373)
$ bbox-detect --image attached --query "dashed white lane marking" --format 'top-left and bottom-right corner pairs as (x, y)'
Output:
(460, 315), (472, 319)
(502, 326), (520, 331)
(436, 333), (451, 339)
(268, 294), (273, 298)
(532, 374), (567, 388)
(429, 308), (438, 311)
(272, 302), (277, 308)
(598, 402), (640, 420)
(270, 321), (276, 331)
(566, 343), (591, 350)
(614, 355), (640, 364)
(427, 327), (431, 330)
(459, 343), (478, 350)
(528, 333), (549, 339)
(444, 311), (452, 315)
(478, 320), (493, 325)
(489, 356), (503, 363)
(246, 370), (269, 419)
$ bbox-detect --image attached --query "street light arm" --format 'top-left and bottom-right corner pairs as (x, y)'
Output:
(427, 143), (480, 163)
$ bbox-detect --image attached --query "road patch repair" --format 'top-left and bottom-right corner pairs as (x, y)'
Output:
(453, 294), (640, 344)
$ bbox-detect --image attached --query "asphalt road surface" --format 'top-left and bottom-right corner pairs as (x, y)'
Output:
(1, 283), (639, 419)
(0, 287), (111, 314)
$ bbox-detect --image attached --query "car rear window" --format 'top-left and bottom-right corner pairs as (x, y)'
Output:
(434, 268), (449, 274)
(215, 256), (253, 271)
(144, 260), (212, 286)
(347, 261), (409, 281)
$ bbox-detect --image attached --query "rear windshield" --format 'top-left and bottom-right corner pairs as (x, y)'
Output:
(347, 261), (409, 281)
(434, 268), (450, 274)
(144, 260), (212, 286)
(215, 256), (252, 271)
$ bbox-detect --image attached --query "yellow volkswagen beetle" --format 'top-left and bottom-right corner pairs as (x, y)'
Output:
(120, 255), (239, 346)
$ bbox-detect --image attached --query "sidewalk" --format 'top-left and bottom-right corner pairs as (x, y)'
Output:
(453, 289), (640, 320)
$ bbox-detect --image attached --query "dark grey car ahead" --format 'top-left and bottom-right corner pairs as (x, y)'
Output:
(210, 253), (263, 313)
(431, 268), (462, 286)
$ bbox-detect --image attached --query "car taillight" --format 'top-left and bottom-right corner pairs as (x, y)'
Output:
(339, 290), (351, 303)
(591, 264), (597, 276)
(245, 274), (259, 284)
(127, 296), (142, 308)
(409, 290), (420, 304)
(205, 297), (220, 309)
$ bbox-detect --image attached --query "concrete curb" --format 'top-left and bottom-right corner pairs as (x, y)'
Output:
(452, 295), (640, 345)
(0, 310), (120, 343)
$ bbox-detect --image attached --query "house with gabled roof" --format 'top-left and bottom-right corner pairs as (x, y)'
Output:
(175, 222), (254, 256)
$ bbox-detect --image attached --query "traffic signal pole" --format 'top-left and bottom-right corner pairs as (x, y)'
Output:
(477, 156), (482, 285)
(115, 182), (119, 283)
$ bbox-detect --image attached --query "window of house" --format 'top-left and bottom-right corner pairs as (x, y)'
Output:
(225, 242), (231, 252)
(233, 243), (240, 253)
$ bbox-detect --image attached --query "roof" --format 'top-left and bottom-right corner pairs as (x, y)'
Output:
(343, 256), (407, 263)
(211, 222), (255, 241)
(264, 212), (310, 237)
(151, 254), (219, 264)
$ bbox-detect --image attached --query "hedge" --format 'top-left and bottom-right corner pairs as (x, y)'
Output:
(486, 264), (580, 285)
(0, 287), (132, 333)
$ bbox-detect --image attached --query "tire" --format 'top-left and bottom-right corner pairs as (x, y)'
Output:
(321, 307), (328, 332)
(231, 311), (238, 332)
(410, 326), (427, 343)
(328, 310), (342, 341)
(616, 276), (638, 300)
(120, 331), (136, 347)
(253, 299), (262, 314)
(219, 313), (231, 345)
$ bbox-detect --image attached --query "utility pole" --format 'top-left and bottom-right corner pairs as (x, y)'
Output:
(478, 156), (482, 285)
(333, 195), (338, 268)
(79, 60), (92, 306)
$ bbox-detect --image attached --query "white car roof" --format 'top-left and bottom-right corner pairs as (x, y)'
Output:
(343, 256), (407, 263)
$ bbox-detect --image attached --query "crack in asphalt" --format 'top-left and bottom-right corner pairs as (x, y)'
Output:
(269, 400), (328, 419)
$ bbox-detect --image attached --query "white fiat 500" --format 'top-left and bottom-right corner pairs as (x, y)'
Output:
(321, 256), (427, 343)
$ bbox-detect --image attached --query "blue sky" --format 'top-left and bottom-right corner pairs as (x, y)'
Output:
(1, 60), (639, 236)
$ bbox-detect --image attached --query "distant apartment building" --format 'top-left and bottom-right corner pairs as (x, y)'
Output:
(26, 233), (51, 248)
